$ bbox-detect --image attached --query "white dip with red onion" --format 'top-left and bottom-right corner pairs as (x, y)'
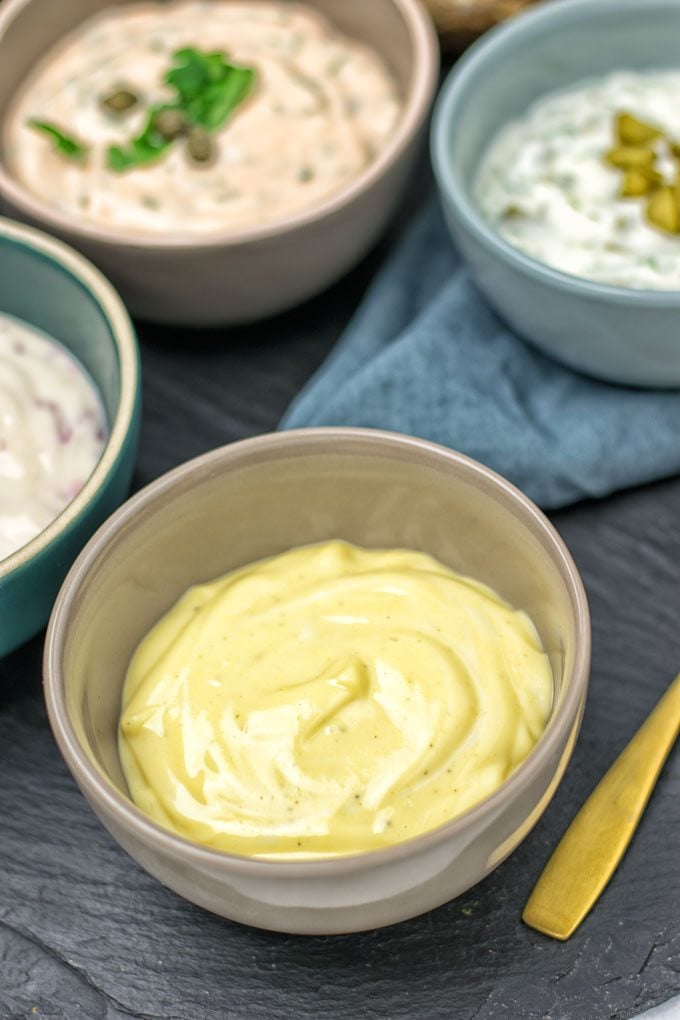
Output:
(0, 315), (106, 561)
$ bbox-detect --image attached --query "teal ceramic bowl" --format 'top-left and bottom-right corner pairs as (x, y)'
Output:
(431, 0), (680, 388)
(0, 217), (140, 657)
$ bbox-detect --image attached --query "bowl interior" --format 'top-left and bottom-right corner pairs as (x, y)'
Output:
(0, 229), (120, 420)
(439, 0), (680, 205)
(56, 434), (582, 817)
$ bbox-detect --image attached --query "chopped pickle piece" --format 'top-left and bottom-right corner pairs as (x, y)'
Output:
(616, 111), (662, 146)
(670, 141), (680, 161)
(605, 146), (656, 170)
(621, 167), (663, 196)
(646, 186), (680, 235)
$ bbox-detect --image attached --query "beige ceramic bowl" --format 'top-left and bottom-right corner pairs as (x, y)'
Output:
(0, 0), (438, 326)
(44, 429), (590, 935)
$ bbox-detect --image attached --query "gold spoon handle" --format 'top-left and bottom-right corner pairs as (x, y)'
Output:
(523, 672), (680, 940)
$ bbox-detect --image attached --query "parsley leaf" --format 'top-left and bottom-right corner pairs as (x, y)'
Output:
(106, 105), (174, 171)
(28, 120), (89, 162)
(165, 48), (255, 131)
(106, 48), (256, 172)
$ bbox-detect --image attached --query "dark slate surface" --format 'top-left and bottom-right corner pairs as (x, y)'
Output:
(1, 209), (680, 1020)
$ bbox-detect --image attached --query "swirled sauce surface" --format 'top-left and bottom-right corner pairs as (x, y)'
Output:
(0, 314), (106, 562)
(119, 541), (553, 858)
(5, 1), (402, 235)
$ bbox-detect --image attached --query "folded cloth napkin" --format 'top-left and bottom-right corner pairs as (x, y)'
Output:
(281, 202), (680, 510)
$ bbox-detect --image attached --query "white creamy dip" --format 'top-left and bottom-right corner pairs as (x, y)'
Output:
(0, 315), (106, 562)
(476, 72), (680, 290)
(5, 1), (402, 235)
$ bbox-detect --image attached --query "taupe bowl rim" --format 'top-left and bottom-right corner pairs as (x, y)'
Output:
(431, 0), (680, 306)
(0, 216), (139, 581)
(0, 0), (439, 251)
(44, 427), (591, 877)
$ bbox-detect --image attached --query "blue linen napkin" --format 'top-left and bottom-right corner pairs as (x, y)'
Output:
(281, 203), (680, 510)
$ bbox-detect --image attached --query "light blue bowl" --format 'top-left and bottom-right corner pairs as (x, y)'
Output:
(0, 218), (141, 657)
(431, 0), (680, 388)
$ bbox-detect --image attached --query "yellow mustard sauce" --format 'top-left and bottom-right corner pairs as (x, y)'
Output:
(119, 541), (553, 859)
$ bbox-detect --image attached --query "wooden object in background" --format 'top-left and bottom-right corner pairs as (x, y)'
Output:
(424, 0), (540, 51)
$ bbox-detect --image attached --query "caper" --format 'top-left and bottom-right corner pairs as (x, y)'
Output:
(100, 89), (139, 115)
(605, 146), (656, 170)
(646, 186), (680, 235)
(187, 128), (215, 165)
(615, 112), (662, 146)
(152, 107), (188, 141)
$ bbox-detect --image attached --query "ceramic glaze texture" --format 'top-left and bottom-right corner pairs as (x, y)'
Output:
(44, 430), (590, 934)
(432, 0), (680, 387)
(0, 0), (438, 325)
(0, 217), (140, 657)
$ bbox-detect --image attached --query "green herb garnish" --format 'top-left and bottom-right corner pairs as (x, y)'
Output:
(164, 47), (256, 131)
(100, 89), (139, 116)
(106, 48), (255, 172)
(28, 119), (89, 162)
(107, 105), (175, 171)
(186, 126), (215, 164)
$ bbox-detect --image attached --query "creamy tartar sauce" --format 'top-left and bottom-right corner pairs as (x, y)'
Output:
(476, 72), (680, 289)
(0, 315), (106, 562)
(119, 541), (552, 859)
(5, 1), (402, 234)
